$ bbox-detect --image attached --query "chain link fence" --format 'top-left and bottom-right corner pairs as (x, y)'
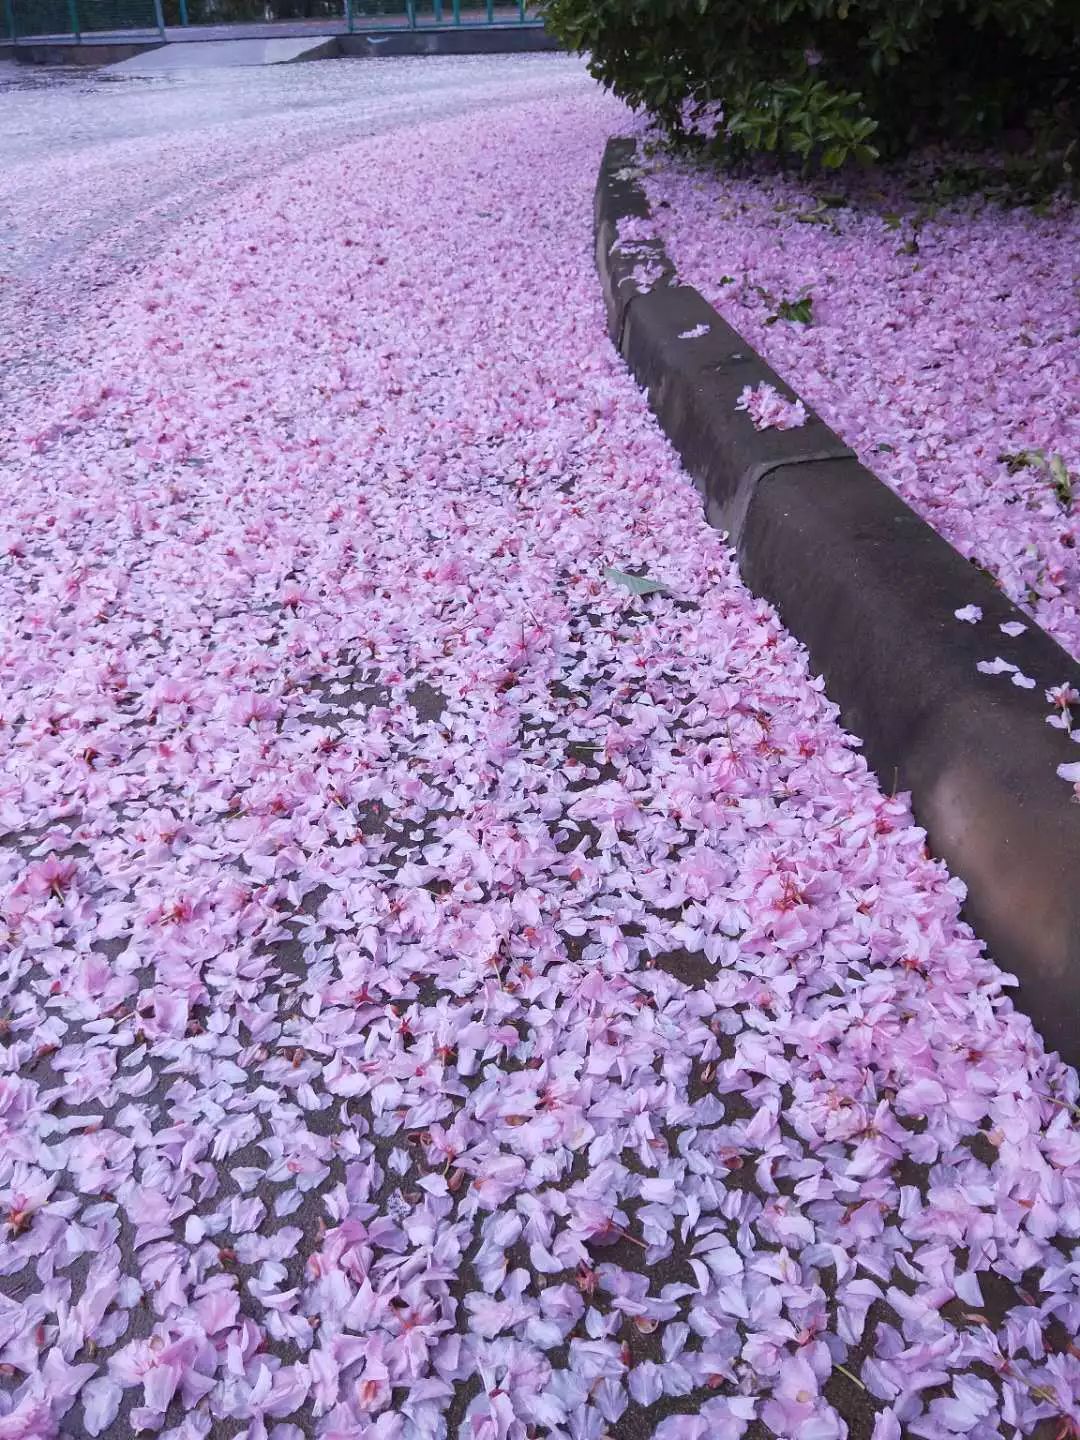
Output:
(7, 0), (536, 35)
(10, 0), (161, 35)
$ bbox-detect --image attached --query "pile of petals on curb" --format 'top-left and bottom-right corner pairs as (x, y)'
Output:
(735, 382), (808, 432)
(638, 151), (1080, 661)
(1, 74), (1079, 1440)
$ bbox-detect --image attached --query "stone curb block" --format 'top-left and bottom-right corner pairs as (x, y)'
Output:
(12, 40), (164, 64)
(338, 27), (560, 58)
(597, 136), (1080, 1067)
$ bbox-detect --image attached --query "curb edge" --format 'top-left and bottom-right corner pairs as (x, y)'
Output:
(597, 136), (1080, 1068)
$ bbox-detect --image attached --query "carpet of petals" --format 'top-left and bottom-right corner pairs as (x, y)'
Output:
(1, 61), (1079, 1440)
(638, 154), (1080, 661)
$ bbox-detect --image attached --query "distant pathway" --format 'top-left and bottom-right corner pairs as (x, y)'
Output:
(0, 59), (1077, 1440)
(0, 56), (585, 401)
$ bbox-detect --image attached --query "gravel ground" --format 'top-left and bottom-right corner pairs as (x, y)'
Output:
(0, 57), (1078, 1440)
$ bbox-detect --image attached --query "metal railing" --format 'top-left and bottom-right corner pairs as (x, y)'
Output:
(10, 0), (160, 37)
(7, 0), (538, 38)
(351, 0), (532, 26)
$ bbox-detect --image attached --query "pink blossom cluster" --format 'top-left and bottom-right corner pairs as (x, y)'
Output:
(639, 153), (1080, 659)
(0, 66), (1078, 1440)
(735, 383), (808, 432)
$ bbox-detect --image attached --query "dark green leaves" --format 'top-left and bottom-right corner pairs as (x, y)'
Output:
(766, 295), (814, 325)
(999, 449), (1074, 508)
(539, 0), (1078, 171)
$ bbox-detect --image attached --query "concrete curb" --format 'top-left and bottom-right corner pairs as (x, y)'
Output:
(339, 26), (558, 58)
(13, 40), (163, 64)
(597, 136), (1080, 1067)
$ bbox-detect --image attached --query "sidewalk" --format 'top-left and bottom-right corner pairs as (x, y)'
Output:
(0, 61), (1077, 1440)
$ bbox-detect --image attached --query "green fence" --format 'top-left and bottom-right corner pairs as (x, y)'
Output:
(164, 0), (341, 23)
(11, 0), (159, 35)
(7, 0), (536, 36)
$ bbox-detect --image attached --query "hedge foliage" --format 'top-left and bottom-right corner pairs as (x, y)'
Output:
(542, 0), (1080, 170)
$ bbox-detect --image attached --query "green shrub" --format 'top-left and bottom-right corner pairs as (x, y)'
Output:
(542, 0), (1079, 170)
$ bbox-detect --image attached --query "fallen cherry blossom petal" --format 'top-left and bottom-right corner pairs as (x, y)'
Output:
(0, 56), (1076, 1440)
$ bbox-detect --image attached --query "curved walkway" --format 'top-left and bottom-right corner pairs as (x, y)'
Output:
(0, 58), (1077, 1440)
